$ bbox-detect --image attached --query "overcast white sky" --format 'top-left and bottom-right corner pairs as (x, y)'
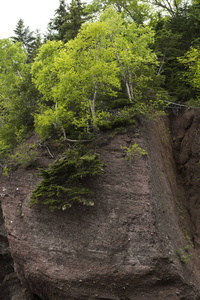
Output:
(0, 0), (87, 39)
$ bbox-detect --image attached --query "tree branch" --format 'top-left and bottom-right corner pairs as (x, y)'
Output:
(152, 0), (176, 16)
(157, 50), (167, 75)
(62, 125), (91, 143)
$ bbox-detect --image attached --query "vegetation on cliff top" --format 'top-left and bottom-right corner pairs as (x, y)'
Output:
(1, 0), (200, 210)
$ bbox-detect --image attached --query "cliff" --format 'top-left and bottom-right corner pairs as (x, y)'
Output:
(1, 110), (200, 300)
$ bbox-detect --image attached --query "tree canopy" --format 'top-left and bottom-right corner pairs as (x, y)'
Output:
(31, 6), (162, 140)
(0, 0), (199, 158)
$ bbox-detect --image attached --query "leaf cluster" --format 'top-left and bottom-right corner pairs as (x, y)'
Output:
(121, 143), (148, 160)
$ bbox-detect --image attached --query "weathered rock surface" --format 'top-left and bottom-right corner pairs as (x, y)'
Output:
(1, 111), (200, 299)
(0, 203), (35, 300)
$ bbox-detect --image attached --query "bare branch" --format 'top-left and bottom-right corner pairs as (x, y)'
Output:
(173, 0), (179, 13)
(63, 138), (91, 143)
(62, 126), (91, 143)
(151, 0), (176, 16)
(46, 146), (54, 158)
(157, 51), (167, 75)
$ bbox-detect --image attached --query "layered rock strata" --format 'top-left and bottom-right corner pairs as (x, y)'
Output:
(1, 111), (200, 299)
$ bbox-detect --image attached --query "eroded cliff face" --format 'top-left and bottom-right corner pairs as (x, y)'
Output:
(0, 203), (35, 300)
(1, 110), (200, 300)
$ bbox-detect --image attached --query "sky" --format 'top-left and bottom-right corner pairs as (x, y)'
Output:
(0, 0), (67, 39)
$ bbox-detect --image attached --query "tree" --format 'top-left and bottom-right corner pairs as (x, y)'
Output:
(152, 0), (200, 102)
(12, 19), (36, 60)
(62, 0), (89, 41)
(147, 0), (188, 16)
(0, 39), (27, 158)
(31, 40), (64, 103)
(0, 39), (40, 161)
(0, 39), (26, 101)
(47, 0), (67, 41)
(99, 7), (158, 103)
(46, 0), (88, 42)
(31, 7), (161, 140)
(87, 0), (153, 24)
(178, 47), (200, 93)
(30, 146), (104, 211)
(31, 29), (43, 58)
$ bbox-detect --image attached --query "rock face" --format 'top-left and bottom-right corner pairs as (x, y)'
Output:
(1, 110), (200, 299)
(0, 203), (34, 300)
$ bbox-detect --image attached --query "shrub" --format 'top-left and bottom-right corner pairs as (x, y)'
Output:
(30, 146), (104, 212)
(121, 143), (148, 160)
(10, 143), (38, 168)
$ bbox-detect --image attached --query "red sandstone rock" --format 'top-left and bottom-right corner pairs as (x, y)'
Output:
(1, 111), (200, 299)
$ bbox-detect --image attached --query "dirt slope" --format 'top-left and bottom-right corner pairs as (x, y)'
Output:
(1, 110), (200, 299)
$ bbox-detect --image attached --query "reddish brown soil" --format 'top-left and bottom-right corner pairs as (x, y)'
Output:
(1, 110), (200, 299)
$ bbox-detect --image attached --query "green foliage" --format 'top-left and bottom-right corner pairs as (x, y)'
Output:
(0, 40), (39, 161)
(94, 108), (137, 131)
(176, 248), (191, 263)
(178, 47), (200, 92)
(31, 40), (64, 103)
(12, 19), (42, 62)
(30, 146), (104, 212)
(148, 0), (185, 17)
(0, 39), (26, 93)
(160, 124), (171, 144)
(87, 0), (154, 24)
(185, 234), (194, 249)
(0, 141), (12, 162)
(2, 166), (10, 178)
(121, 143), (148, 160)
(46, 0), (88, 42)
(10, 143), (38, 168)
(0, 39), (29, 160)
(152, 0), (200, 102)
(31, 7), (163, 141)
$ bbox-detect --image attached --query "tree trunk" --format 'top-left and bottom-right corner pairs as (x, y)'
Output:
(89, 82), (98, 131)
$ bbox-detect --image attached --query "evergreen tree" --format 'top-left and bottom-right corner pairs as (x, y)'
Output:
(29, 29), (43, 60)
(62, 0), (88, 41)
(12, 19), (36, 59)
(46, 0), (88, 42)
(153, 1), (200, 102)
(49, 0), (67, 41)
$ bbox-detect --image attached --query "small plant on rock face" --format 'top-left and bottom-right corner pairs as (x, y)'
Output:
(30, 146), (104, 212)
(121, 143), (148, 160)
(17, 209), (24, 221)
(10, 143), (38, 168)
(185, 234), (194, 248)
(2, 166), (10, 178)
(176, 248), (191, 263)
(160, 124), (171, 144)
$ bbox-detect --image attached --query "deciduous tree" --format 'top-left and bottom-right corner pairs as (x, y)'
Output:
(32, 7), (161, 140)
